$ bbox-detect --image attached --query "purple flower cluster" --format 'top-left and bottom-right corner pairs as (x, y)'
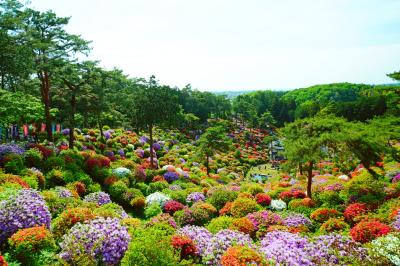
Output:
(392, 173), (400, 183)
(246, 211), (283, 231)
(59, 217), (131, 265)
(260, 231), (315, 265)
(0, 189), (51, 243)
(54, 187), (73, 198)
(177, 225), (212, 255)
(0, 143), (25, 159)
(325, 183), (344, 191)
(139, 136), (149, 144)
(283, 213), (312, 227)
(312, 234), (369, 264)
(83, 192), (112, 206)
(203, 229), (253, 265)
(186, 192), (206, 204)
(135, 149), (144, 158)
(152, 142), (161, 151)
(163, 171), (179, 183)
(169, 184), (182, 191)
(260, 231), (368, 265)
(392, 214), (400, 230)
(61, 128), (70, 136)
(104, 150), (114, 157)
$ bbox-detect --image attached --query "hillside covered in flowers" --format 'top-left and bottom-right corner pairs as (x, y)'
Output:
(1, 1), (400, 265)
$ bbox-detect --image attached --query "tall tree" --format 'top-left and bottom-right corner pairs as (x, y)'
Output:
(281, 116), (347, 198)
(132, 76), (181, 168)
(197, 124), (232, 176)
(23, 8), (89, 140)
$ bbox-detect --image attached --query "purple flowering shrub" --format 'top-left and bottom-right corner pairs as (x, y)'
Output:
(59, 217), (131, 265)
(283, 213), (312, 227)
(0, 143), (25, 159)
(0, 189), (51, 243)
(186, 192), (206, 205)
(202, 229), (253, 265)
(83, 191), (112, 205)
(163, 171), (179, 183)
(177, 225), (212, 255)
(260, 231), (368, 265)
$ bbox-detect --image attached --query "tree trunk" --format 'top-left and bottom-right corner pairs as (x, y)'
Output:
(307, 161), (313, 199)
(299, 163), (303, 175)
(98, 113), (103, 142)
(206, 155), (210, 176)
(69, 93), (76, 149)
(40, 71), (53, 141)
(149, 124), (154, 168)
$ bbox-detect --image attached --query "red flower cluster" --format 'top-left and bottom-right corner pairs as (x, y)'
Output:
(0, 174), (30, 188)
(163, 200), (185, 215)
(255, 193), (271, 206)
(344, 203), (368, 223)
(171, 235), (197, 259)
(310, 208), (340, 223)
(28, 144), (53, 159)
(292, 190), (306, 199)
(0, 256), (7, 266)
(350, 220), (391, 243)
(8, 225), (54, 253)
(52, 207), (96, 238)
(279, 191), (293, 202)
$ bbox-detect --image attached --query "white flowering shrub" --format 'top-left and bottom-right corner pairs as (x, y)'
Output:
(145, 192), (171, 207)
(369, 233), (400, 266)
(270, 199), (286, 211)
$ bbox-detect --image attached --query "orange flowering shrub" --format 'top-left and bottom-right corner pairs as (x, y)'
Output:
(310, 208), (340, 223)
(51, 207), (96, 238)
(220, 202), (233, 216)
(221, 245), (265, 266)
(8, 225), (55, 254)
(350, 220), (391, 243)
(230, 217), (255, 235)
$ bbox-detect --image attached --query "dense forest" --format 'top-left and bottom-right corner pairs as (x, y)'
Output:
(1, 1), (400, 266)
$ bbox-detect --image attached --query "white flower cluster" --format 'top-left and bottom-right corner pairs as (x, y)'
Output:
(370, 233), (400, 266)
(270, 199), (286, 211)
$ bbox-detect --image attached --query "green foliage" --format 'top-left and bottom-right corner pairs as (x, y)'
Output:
(206, 189), (238, 210)
(144, 203), (162, 219)
(120, 224), (179, 266)
(206, 216), (234, 233)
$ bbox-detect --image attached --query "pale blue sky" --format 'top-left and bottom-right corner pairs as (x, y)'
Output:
(30, 0), (400, 91)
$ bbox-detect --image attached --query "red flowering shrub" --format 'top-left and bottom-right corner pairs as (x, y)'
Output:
(278, 182), (291, 188)
(28, 144), (53, 159)
(68, 182), (86, 196)
(221, 245), (265, 266)
(310, 208), (340, 223)
(164, 200), (185, 215)
(0, 256), (7, 266)
(171, 235), (197, 259)
(292, 190), (306, 199)
(104, 176), (118, 186)
(85, 157), (102, 174)
(51, 207), (96, 238)
(230, 217), (255, 235)
(8, 225), (55, 254)
(255, 193), (271, 206)
(344, 203), (368, 223)
(350, 220), (391, 243)
(220, 202), (233, 216)
(279, 191), (293, 203)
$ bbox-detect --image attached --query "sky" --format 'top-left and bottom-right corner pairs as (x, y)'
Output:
(29, 0), (400, 91)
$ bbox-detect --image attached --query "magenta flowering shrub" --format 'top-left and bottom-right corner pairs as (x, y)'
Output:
(83, 191), (112, 205)
(59, 217), (131, 265)
(0, 189), (51, 243)
(177, 225), (212, 255)
(186, 192), (206, 204)
(202, 229), (253, 265)
(246, 210), (283, 231)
